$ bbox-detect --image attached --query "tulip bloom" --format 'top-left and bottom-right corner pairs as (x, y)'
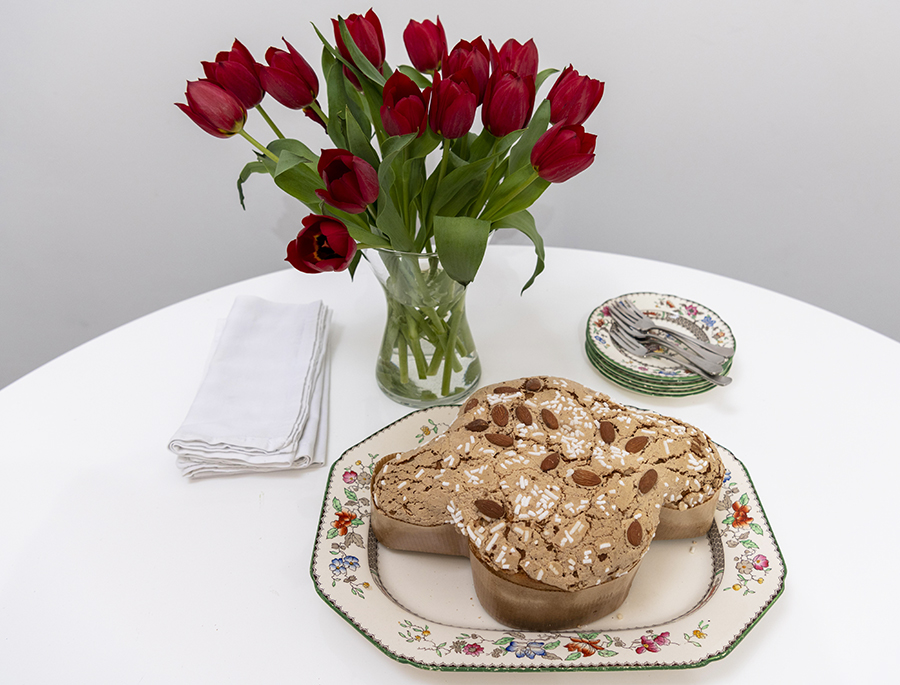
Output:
(428, 71), (477, 139)
(482, 70), (535, 138)
(258, 39), (319, 110)
(530, 124), (596, 183)
(489, 38), (539, 81)
(333, 9), (386, 88)
(175, 80), (246, 138)
(285, 214), (358, 274)
(403, 17), (446, 73)
(547, 65), (605, 126)
(201, 39), (264, 109)
(380, 71), (429, 137)
(315, 149), (379, 214)
(444, 37), (490, 103)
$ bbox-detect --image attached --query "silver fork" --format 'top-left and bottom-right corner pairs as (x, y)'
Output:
(607, 307), (727, 373)
(611, 299), (736, 358)
(609, 325), (733, 386)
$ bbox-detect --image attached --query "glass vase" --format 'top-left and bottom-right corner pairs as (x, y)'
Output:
(365, 248), (481, 407)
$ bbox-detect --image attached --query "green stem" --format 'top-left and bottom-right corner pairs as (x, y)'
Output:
(479, 170), (540, 222)
(308, 100), (330, 128)
(441, 298), (465, 395)
(255, 105), (284, 139)
(238, 130), (279, 163)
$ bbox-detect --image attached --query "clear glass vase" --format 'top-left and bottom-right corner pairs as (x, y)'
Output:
(365, 248), (481, 407)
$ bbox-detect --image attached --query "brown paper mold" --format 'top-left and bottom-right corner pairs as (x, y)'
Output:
(371, 376), (724, 631)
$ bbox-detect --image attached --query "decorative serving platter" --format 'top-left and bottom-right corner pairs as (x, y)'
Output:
(585, 292), (736, 396)
(311, 406), (784, 672)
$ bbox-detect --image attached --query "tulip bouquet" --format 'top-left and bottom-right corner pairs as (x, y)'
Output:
(177, 9), (603, 405)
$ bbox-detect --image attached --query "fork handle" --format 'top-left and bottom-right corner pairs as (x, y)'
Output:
(649, 352), (733, 386)
(648, 323), (735, 358)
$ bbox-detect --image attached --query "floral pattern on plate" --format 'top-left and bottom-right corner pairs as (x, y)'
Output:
(311, 406), (784, 671)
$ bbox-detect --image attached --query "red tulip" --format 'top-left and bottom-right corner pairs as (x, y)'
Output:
(175, 80), (246, 138)
(444, 37), (490, 104)
(481, 70), (535, 138)
(530, 124), (596, 183)
(547, 65), (605, 126)
(315, 149), (379, 214)
(403, 17), (446, 73)
(489, 38), (539, 81)
(285, 214), (358, 274)
(201, 39), (264, 109)
(428, 71), (477, 139)
(258, 39), (319, 109)
(380, 71), (429, 137)
(333, 9), (386, 88)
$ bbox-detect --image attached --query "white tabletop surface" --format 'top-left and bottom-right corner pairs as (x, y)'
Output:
(1, 245), (897, 683)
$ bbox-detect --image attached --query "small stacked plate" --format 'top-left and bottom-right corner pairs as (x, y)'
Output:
(585, 292), (736, 396)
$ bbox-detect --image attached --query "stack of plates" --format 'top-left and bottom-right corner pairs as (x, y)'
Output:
(585, 292), (736, 397)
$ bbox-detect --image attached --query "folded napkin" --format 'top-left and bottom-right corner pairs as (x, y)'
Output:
(169, 296), (331, 478)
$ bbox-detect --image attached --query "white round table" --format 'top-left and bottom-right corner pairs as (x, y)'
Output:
(1, 246), (896, 683)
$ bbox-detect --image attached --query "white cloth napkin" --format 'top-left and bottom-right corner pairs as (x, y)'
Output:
(169, 297), (331, 478)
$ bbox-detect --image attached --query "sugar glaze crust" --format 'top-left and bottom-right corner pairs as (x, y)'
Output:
(372, 376), (724, 597)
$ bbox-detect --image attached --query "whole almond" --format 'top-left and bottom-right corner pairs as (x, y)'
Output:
(464, 398), (479, 412)
(465, 419), (490, 432)
(486, 433), (514, 447)
(491, 404), (509, 426)
(515, 406), (533, 425)
(625, 436), (650, 453)
(638, 469), (658, 494)
(627, 520), (643, 546)
(475, 499), (505, 519)
(572, 469), (601, 487)
(540, 453), (560, 471)
(524, 378), (542, 391)
(493, 385), (519, 394)
(541, 408), (559, 430)
(599, 420), (617, 444)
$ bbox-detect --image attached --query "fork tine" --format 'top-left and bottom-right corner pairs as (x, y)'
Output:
(610, 300), (641, 323)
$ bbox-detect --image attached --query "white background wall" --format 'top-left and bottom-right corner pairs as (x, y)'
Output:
(2, 0), (898, 390)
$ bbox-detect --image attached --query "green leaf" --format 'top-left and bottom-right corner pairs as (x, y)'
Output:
(271, 150), (325, 207)
(488, 176), (549, 221)
(509, 99), (551, 173)
(565, 652), (581, 661)
(491, 209), (545, 292)
(344, 224), (392, 249)
(740, 539), (760, 549)
(237, 160), (268, 209)
(433, 215), (491, 286)
(350, 517), (364, 526)
(750, 523), (764, 535)
(739, 493), (750, 507)
(375, 194), (415, 251)
(596, 649), (618, 658)
(535, 67), (559, 91)
(429, 157), (494, 221)
(345, 105), (380, 169)
(722, 515), (735, 526)
(338, 18), (386, 86)
(381, 133), (417, 162)
(493, 637), (514, 646)
(344, 488), (358, 501)
(332, 497), (342, 512)
(543, 640), (560, 650)
(397, 64), (432, 89)
(268, 138), (318, 163)
(326, 528), (339, 539)
(407, 129), (441, 160)
(578, 632), (599, 640)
